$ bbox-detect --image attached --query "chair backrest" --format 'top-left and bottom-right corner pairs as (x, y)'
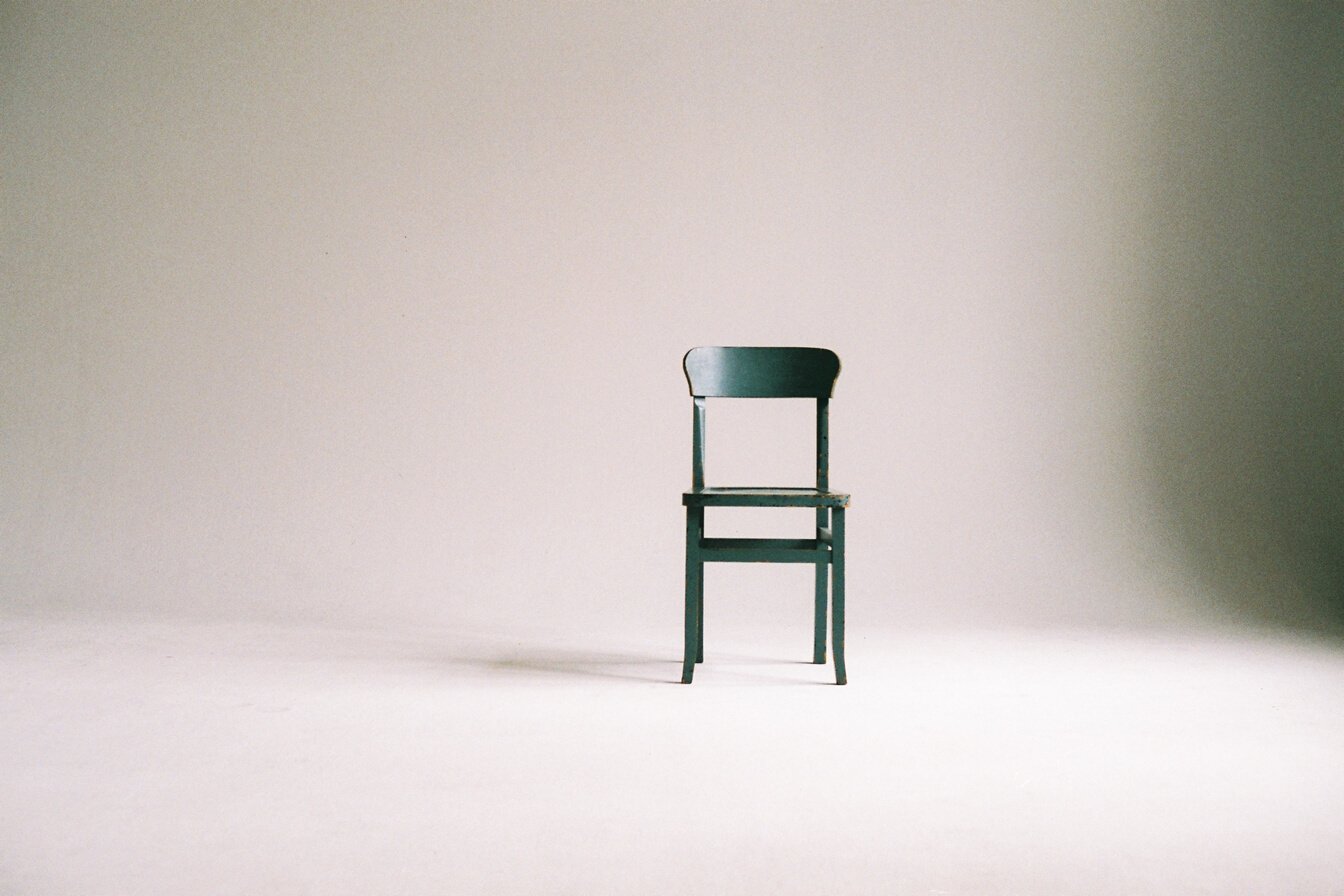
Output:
(682, 347), (841, 490)
(683, 346), (840, 398)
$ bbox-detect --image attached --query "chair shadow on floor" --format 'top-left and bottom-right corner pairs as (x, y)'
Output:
(481, 648), (675, 683)
(475, 646), (825, 685)
(255, 624), (829, 685)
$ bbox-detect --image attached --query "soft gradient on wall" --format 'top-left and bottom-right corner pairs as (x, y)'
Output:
(3, 3), (1340, 634)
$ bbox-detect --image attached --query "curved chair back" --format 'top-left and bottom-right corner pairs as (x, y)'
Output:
(683, 347), (840, 398)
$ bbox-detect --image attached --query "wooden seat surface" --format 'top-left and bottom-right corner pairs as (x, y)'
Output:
(682, 487), (850, 508)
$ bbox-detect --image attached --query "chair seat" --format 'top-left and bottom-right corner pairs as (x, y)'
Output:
(682, 487), (850, 508)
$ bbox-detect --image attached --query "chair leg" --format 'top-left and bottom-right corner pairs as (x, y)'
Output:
(813, 507), (828, 663)
(813, 562), (827, 664)
(682, 507), (702, 684)
(831, 507), (847, 685)
(696, 563), (704, 663)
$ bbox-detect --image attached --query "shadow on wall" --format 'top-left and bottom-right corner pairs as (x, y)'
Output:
(1140, 5), (1344, 632)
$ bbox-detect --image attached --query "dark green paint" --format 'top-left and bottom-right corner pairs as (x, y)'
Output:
(682, 506), (702, 684)
(683, 346), (840, 398)
(700, 538), (830, 563)
(680, 346), (849, 685)
(832, 507), (847, 686)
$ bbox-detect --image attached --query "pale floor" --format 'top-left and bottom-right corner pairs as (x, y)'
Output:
(3, 615), (1343, 895)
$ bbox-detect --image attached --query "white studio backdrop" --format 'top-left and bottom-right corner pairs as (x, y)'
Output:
(3, 3), (1340, 636)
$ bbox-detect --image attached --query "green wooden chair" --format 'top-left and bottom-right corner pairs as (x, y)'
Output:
(680, 346), (850, 685)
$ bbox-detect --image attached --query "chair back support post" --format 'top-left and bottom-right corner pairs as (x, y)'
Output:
(691, 397), (706, 491)
(815, 396), (830, 542)
(816, 397), (829, 491)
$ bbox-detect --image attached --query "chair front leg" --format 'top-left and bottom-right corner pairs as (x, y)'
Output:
(696, 559), (704, 663)
(831, 507), (846, 686)
(813, 507), (828, 663)
(681, 506), (703, 683)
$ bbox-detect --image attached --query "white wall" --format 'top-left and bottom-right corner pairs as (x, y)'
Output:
(3, 3), (1339, 633)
